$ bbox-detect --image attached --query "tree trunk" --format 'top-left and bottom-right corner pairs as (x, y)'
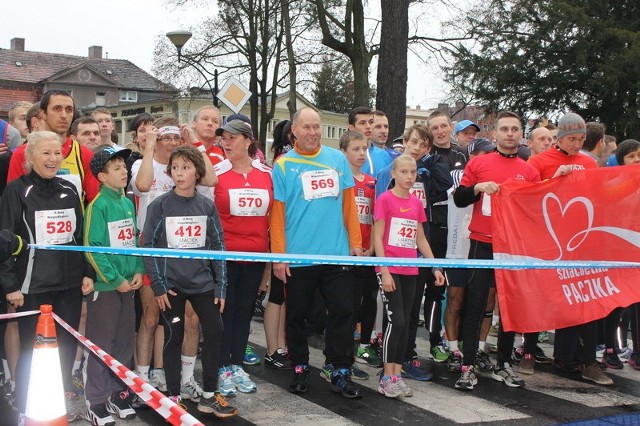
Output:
(376, 0), (409, 144)
(281, 0), (297, 118)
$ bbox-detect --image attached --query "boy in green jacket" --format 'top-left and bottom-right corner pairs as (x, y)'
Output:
(84, 145), (144, 425)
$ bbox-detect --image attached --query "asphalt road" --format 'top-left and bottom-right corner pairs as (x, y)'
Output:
(5, 321), (640, 425)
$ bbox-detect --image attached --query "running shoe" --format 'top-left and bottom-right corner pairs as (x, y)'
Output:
(351, 364), (369, 380)
(535, 345), (553, 364)
(180, 377), (203, 402)
(455, 365), (477, 391)
(217, 367), (237, 397)
(602, 348), (623, 369)
(476, 349), (495, 372)
(290, 365), (310, 393)
(518, 354), (535, 375)
(355, 345), (383, 367)
(447, 350), (463, 373)
(581, 363), (613, 385)
(430, 345), (449, 363)
(396, 375), (413, 397)
(149, 368), (167, 392)
(243, 345), (261, 365)
(264, 348), (293, 369)
(378, 375), (403, 398)
(628, 352), (640, 370)
(230, 365), (257, 393)
(197, 392), (239, 418)
(401, 360), (433, 381)
(553, 359), (581, 373)
(85, 402), (115, 426)
(105, 390), (136, 420)
(492, 363), (524, 387)
(320, 363), (334, 382)
(618, 347), (633, 363)
(330, 368), (361, 399)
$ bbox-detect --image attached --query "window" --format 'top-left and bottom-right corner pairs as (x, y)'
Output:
(96, 92), (106, 106)
(119, 90), (138, 103)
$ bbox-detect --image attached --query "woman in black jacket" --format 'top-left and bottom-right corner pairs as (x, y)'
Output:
(0, 131), (94, 416)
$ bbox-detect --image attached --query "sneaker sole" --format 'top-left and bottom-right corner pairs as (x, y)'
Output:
(289, 385), (309, 393)
(454, 384), (474, 391)
(491, 374), (523, 387)
(330, 384), (361, 399)
(85, 412), (116, 426)
(218, 389), (237, 397)
(234, 384), (257, 393)
(105, 404), (136, 420)
(377, 386), (403, 398)
(581, 375), (613, 385)
(197, 406), (240, 418)
(180, 393), (201, 402)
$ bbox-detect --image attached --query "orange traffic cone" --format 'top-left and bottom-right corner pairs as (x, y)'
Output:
(24, 304), (68, 425)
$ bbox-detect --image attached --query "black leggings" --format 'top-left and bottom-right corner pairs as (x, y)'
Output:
(381, 273), (416, 365)
(219, 262), (265, 367)
(160, 289), (223, 395)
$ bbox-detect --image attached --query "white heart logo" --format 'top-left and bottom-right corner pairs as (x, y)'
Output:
(542, 192), (640, 261)
(542, 193), (594, 260)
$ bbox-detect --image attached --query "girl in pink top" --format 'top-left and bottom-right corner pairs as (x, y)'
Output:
(373, 155), (444, 398)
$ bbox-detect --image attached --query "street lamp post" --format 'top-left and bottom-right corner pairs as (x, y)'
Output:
(166, 30), (219, 107)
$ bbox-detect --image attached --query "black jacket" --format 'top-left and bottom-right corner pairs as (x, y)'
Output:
(0, 171), (93, 295)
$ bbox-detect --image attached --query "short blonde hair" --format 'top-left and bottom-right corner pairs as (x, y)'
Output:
(25, 131), (62, 172)
(392, 154), (417, 171)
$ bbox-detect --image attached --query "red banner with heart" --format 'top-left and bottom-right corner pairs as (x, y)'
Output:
(492, 165), (640, 332)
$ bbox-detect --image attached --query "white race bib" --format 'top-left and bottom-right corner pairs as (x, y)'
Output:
(165, 216), (207, 248)
(229, 188), (270, 217)
(301, 169), (340, 200)
(34, 208), (76, 245)
(355, 196), (372, 225)
(409, 182), (427, 208)
(108, 218), (136, 248)
(388, 217), (418, 248)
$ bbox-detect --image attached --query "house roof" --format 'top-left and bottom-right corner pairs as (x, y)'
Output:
(0, 48), (175, 92)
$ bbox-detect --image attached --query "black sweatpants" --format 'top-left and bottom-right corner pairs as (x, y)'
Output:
(285, 265), (354, 369)
(160, 289), (223, 395)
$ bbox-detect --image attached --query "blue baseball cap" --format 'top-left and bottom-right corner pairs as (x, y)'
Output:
(454, 120), (480, 134)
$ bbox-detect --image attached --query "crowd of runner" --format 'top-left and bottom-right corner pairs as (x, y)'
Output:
(0, 90), (639, 425)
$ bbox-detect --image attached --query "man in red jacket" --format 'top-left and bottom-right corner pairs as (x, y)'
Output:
(7, 90), (99, 204)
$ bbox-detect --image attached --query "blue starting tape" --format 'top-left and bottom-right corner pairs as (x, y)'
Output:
(29, 244), (640, 270)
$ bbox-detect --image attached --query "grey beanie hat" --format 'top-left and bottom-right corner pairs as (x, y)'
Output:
(556, 113), (586, 140)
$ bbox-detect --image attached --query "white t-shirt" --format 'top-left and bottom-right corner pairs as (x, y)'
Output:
(130, 159), (175, 231)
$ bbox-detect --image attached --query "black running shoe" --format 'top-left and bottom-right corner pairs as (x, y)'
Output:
(330, 368), (361, 399)
(265, 349), (293, 370)
(289, 365), (310, 393)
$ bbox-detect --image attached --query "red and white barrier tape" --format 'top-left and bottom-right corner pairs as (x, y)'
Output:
(0, 310), (40, 320)
(52, 312), (204, 426)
